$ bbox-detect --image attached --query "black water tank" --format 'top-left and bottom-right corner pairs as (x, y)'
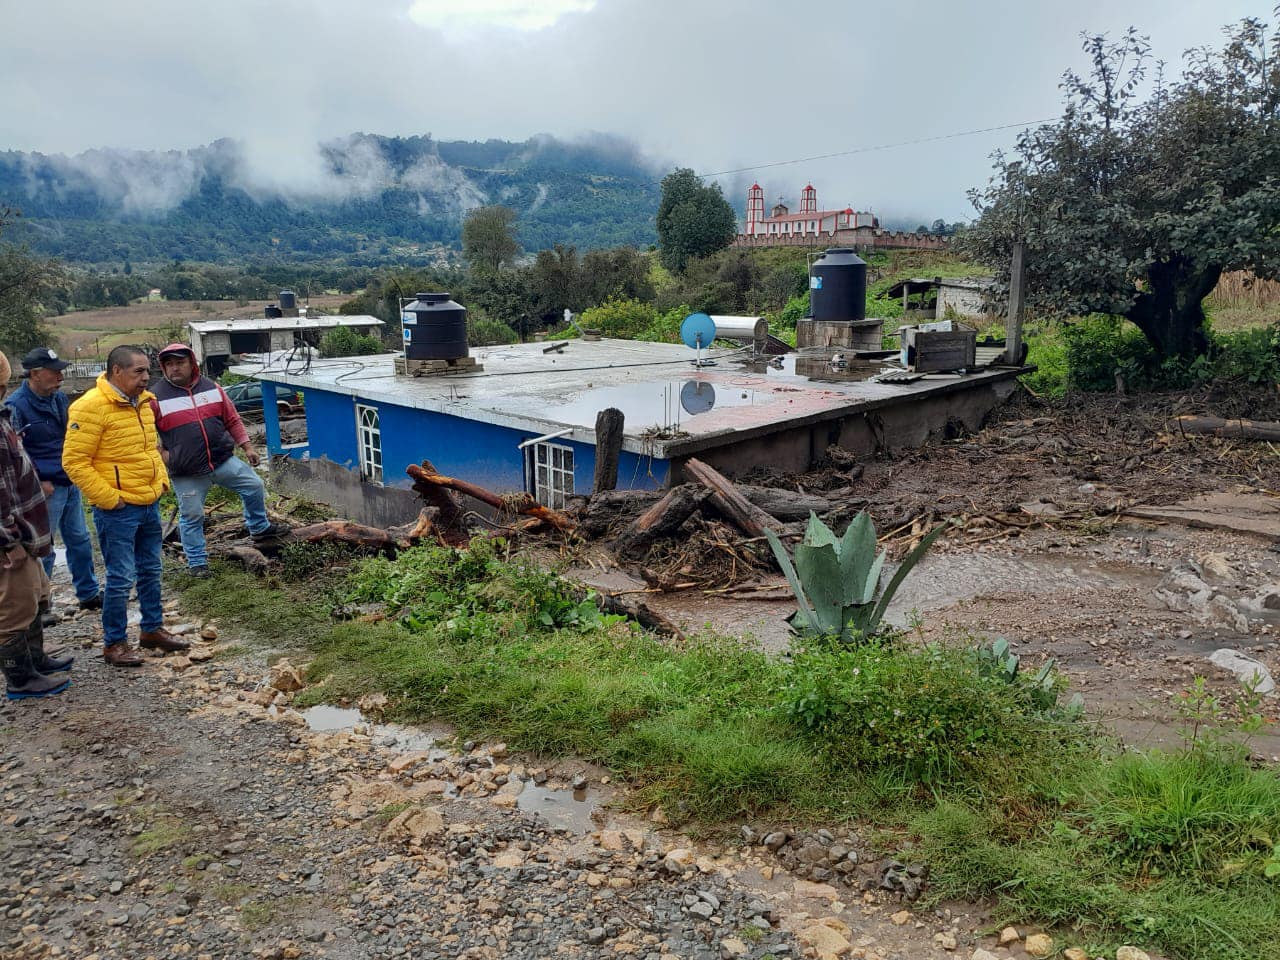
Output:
(278, 290), (297, 310)
(264, 304), (283, 319)
(809, 248), (867, 322)
(403, 292), (468, 361)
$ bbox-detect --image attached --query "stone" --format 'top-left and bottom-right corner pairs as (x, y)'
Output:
(165, 657), (191, 673)
(492, 852), (524, 868)
(1198, 551), (1235, 582)
(794, 880), (839, 901)
(1063, 949), (1088, 960)
(997, 927), (1020, 946)
(890, 910), (910, 925)
(199, 625), (218, 641)
(970, 951), (999, 960)
(1115, 948), (1151, 960)
(388, 752), (431, 774)
(663, 849), (695, 871)
(798, 923), (851, 957)
(763, 831), (788, 851)
(1205, 594), (1251, 634)
(1208, 648), (1276, 694)
(188, 646), (214, 663)
(269, 660), (305, 693)
(719, 937), (749, 958)
(380, 806), (444, 843)
(1024, 933), (1054, 958)
(935, 931), (957, 951)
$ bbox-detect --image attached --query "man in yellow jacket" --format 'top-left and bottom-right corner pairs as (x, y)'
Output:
(63, 346), (190, 667)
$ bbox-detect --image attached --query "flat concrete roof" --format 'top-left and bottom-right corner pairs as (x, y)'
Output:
(190, 315), (383, 333)
(238, 338), (1022, 458)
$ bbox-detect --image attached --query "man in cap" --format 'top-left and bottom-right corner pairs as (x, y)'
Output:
(0, 349), (72, 699)
(4, 347), (102, 615)
(150, 343), (289, 577)
(63, 345), (184, 667)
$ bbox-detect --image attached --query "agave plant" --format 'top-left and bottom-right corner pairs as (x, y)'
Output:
(765, 511), (944, 644)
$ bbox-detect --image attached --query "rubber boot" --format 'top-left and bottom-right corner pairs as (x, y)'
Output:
(1, 632), (70, 701)
(26, 614), (73, 673)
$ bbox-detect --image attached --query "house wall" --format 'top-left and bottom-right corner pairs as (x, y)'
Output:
(268, 387), (668, 517)
(937, 284), (992, 319)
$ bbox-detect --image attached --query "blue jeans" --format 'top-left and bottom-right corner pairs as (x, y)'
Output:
(92, 502), (164, 647)
(41, 483), (101, 602)
(173, 456), (269, 569)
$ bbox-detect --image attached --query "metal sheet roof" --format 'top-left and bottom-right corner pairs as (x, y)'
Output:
(189, 315), (383, 334)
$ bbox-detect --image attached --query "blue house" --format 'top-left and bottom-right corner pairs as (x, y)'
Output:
(245, 338), (1023, 526)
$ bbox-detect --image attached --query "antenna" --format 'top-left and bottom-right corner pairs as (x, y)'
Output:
(679, 312), (717, 368)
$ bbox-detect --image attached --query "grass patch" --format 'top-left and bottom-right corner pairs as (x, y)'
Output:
(173, 537), (1280, 959)
(130, 818), (187, 858)
(212, 882), (255, 905)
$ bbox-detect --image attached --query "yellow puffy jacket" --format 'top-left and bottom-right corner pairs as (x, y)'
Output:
(63, 374), (170, 509)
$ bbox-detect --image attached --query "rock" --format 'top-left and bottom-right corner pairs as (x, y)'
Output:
(664, 848), (695, 872)
(1024, 933), (1054, 958)
(388, 752), (431, 774)
(199, 625), (218, 640)
(165, 656), (191, 672)
(169, 622), (199, 636)
(719, 937), (749, 958)
(356, 692), (388, 718)
(998, 926), (1020, 946)
(794, 880), (839, 901)
(970, 951), (999, 960)
(491, 852), (524, 868)
(269, 660), (305, 693)
(890, 910), (910, 926)
(188, 646), (214, 663)
(1115, 948), (1151, 960)
(798, 923), (851, 957)
(489, 742), (508, 758)
(763, 831), (788, 851)
(1197, 551), (1234, 582)
(379, 806), (444, 843)
(1205, 594), (1251, 634)
(1064, 949), (1088, 960)
(1262, 587), (1280, 611)
(688, 901), (714, 920)
(1208, 648), (1276, 694)
(935, 931), (957, 951)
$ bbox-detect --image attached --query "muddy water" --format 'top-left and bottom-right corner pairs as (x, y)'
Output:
(298, 705), (609, 832)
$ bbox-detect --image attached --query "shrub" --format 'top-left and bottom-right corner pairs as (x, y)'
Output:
(579, 298), (659, 338)
(320, 326), (383, 357)
(468, 316), (518, 346)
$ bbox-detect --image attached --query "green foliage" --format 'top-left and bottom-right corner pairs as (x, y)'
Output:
(467, 315), (519, 345)
(656, 168), (737, 273)
(0, 209), (65, 356)
(962, 20), (1280, 358)
(579, 298), (658, 338)
(319, 325), (383, 357)
(778, 292), (809, 326)
(462, 205), (521, 273)
(765, 512), (943, 644)
(780, 642), (1081, 782)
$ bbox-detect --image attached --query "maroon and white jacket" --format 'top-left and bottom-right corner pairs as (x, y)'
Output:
(150, 356), (250, 479)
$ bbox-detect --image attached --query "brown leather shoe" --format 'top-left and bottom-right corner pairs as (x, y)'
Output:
(103, 643), (144, 667)
(138, 628), (191, 653)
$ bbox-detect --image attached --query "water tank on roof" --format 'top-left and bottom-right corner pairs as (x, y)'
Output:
(265, 304), (283, 319)
(809, 248), (867, 323)
(402, 292), (468, 361)
(279, 290), (296, 310)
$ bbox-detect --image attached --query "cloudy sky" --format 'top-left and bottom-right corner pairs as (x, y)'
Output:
(0, 0), (1268, 223)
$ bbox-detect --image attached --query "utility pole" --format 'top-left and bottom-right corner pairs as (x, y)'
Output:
(1004, 241), (1026, 366)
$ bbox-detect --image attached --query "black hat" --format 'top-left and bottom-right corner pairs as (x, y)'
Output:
(21, 347), (70, 372)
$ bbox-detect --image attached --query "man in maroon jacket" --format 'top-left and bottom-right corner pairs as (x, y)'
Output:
(150, 344), (289, 577)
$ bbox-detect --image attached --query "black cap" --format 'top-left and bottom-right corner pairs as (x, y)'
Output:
(21, 347), (70, 372)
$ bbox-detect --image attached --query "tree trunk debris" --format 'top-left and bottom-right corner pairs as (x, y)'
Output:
(1175, 415), (1280, 442)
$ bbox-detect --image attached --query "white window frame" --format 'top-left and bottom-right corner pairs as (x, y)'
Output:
(355, 403), (383, 484)
(529, 441), (574, 509)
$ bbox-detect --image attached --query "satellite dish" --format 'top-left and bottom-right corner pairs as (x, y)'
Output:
(680, 312), (717, 349)
(680, 380), (716, 415)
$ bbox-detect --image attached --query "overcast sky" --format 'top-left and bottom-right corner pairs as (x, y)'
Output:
(0, 0), (1269, 223)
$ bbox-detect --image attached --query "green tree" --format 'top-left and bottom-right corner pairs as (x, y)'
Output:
(0, 209), (65, 358)
(461, 205), (521, 274)
(961, 19), (1280, 359)
(656, 168), (737, 273)
(319, 326), (383, 358)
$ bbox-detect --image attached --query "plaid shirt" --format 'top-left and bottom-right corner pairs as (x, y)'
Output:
(0, 406), (52, 557)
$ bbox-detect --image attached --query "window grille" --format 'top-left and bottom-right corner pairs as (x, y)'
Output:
(530, 442), (574, 509)
(355, 404), (383, 484)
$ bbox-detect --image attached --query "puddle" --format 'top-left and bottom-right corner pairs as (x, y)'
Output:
(299, 705), (604, 832)
(301, 705), (365, 732)
(516, 780), (603, 833)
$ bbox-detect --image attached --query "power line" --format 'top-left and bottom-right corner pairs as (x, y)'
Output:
(648, 118), (1056, 186)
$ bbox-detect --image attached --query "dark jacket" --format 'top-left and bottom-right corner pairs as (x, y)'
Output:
(150, 354), (250, 478)
(4, 380), (71, 485)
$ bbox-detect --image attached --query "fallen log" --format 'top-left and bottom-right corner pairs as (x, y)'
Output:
(286, 520), (399, 555)
(1175, 415), (1280, 442)
(612, 484), (708, 558)
(408, 459), (469, 534)
(738, 485), (832, 521)
(683, 458), (786, 539)
(595, 592), (687, 642)
(406, 463), (575, 531)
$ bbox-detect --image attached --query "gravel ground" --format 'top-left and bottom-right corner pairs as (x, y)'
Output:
(2, 599), (1012, 960)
